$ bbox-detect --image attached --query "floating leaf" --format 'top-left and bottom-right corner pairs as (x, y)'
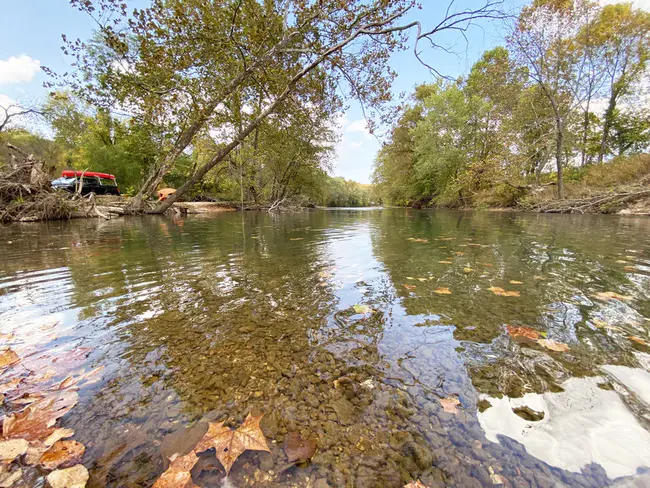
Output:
(434, 288), (452, 295)
(404, 481), (430, 488)
(406, 277), (416, 280)
(46, 464), (89, 488)
(439, 397), (460, 414)
(417, 278), (427, 282)
(0, 439), (28, 462)
(0, 348), (19, 370)
(194, 413), (270, 474)
(40, 440), (85, 470)
(463, 268), (473, 273)
(289, 238), (304, 241)
(593, 291), (632, 301)
(628, 336), (650, 347)
(537, 339), (569, 352)
(284, 431), (317, 463)
(153, 452), (199, 488)
(352, 304), (372, 315)
(403, 284), (416, 291)
(506, 326), (540, 341)
(615, 260), (629, 264)
(624, 266), (637, 272)
(438, 261), (453, 265)
(455, 251), (465, 256)
(488, 287), (520, 297)
(509, 280), (523, 285)
(406, 238), (429, 243)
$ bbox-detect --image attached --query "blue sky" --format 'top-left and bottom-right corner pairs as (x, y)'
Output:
(0, 0), (516, 183)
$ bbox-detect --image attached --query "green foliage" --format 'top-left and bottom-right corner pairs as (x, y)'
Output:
(322, 177), (372, 207)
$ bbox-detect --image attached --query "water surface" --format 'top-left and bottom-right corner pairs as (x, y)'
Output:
(1, 209), (650, 487)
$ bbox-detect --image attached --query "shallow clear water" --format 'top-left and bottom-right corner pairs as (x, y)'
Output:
(1, 209), (650, 487)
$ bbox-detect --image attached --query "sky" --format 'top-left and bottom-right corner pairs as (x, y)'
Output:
(1, 0), (645, 183)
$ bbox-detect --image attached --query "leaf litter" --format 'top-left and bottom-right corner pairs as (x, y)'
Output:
(488, 287), (520, 297)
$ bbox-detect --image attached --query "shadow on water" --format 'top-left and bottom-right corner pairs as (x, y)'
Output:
(0, 208), (649, 487)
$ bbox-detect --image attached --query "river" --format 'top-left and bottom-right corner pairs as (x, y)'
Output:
(1, 209), (649, 487)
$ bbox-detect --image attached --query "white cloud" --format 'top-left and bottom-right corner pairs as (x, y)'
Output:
(345, 119), (370, 135)
(0, 55), (41, 85)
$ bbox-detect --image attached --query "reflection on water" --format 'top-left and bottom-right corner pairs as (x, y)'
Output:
(0, 209), (649, 487)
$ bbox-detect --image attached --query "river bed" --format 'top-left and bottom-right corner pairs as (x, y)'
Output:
(1, 209), (649, 487)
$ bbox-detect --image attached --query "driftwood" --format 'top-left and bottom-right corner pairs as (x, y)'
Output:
(522, 188), (650, 214)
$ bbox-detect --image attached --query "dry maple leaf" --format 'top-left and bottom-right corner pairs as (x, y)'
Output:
(46, 464), (89, 488)
(506, 326), (540, 341)
(537, 339), (569, 352)
(439, 398), (460, 415)
(0, 439), (29, 463)
(3, 390), (78, 441)
(434, 288), (452, 295)
(152, 451), (199, 488)
(44, 428), (75, 448)
(284, 431), (317, 463)
(0, 348), (19, 370)
(40, 440), (85, 470)
(404, 481), (430, 488)
(194, 413), (270, 474)
(593, 291), (632, 301)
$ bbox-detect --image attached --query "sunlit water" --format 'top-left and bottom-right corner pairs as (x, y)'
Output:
(1, 209), (650, 487)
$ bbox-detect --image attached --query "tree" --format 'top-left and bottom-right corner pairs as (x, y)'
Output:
(0, 102), (42, 133)
(508, 0), (589, 198)
(609, 108), (650, 156)
(590, 3), (650, 163)
(53, 0), (504, 213)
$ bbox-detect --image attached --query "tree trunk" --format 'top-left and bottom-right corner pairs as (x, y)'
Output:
(580, 97), (590, 166)
(597, 93), (617, 164)
(555, 117), (565, 200)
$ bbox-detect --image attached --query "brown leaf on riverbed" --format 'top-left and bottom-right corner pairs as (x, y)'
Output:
(3, 390), (78, 441)
(153, 452), (199, 488)
(406, 238), (429, 243)
(194, 413), (270, 474)
(0, 348), (19, 370)
(438, 260), (453, 264)
(46, 464), (89, 488)
(592, 291), (632, 301)
(507, 326), (540, 341)
(434, 288), (452, 295)
(439, 397), (460, 414)
(44, 428), (75, 447)
(537, 339), (569, 352)
(40, 440), (85, 470)
(488, 287), (520, 297)
(0, 377), (23, 394)
(0, 439), (29, 462)
(284, 431), (317, 463)
(404, 481), (430, 488)
(403, 284), (416, 291)
(628, 336), (650, 347)
(509, 280), (523, 285)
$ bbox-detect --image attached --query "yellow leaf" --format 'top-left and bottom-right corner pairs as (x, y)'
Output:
(463, 268), (473, 273)
(629, 336), (650, 347)
(289, 238), (304, 241)
(438, 261), (453, 265)
(0, 439), (28, 463)
(46, 465), (89, 488)
(403, 284), (416, 291)
(593, 291), (632, 301)
(488, 287), (520, 297)
(509, 280), (523, 285)
(406, 238), (429, 243)
(0, 348), (19, 370)
(434, 288), (452, 295)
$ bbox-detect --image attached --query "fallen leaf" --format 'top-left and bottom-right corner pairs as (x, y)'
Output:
(0, 348), (19, 370)
(506, 326), (540, 341)
(434, 288), (452, 295)
(153, 451), (199, 488)
(404, 481), (430, 488)
(417, 278), (427, 282)
(284, 431), (317, 463)
(0, 378), (23, 394)
(44, 428), (75, 448)
(289, 238), (304, 241)
(0, 439), (29, 462)
(537, 339), (569, 352)
(629, 336), (650, 347)
(593, 291), (632, 301)
(0, 332), (15, 341)
(194, 413), (270, 474)
(40, 440), (85, 470)
(352, 304), (372, 315)
(438, 261), (453, 265)
(46, 464), (89, 488)
(406, 277), (416, 280)
(438, 237), (454, 241)
(3, 390), (78, 441)
(488, 287), (520, 297)
(76, 366), (104, 386)
(489, 466), (506, 485)
(455, 251), (465, 256)
(0, 465), (22, 488)
(624, 266), (637, 272)
(406, 238), (429, 243)
(463, 268), (473, 273)
(403, 284), (416, 291)
(615, 260), (629, 264)
(509, 280), (523, 285)
(439, 397), (460, 414)
(534, 275), (546, 280)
